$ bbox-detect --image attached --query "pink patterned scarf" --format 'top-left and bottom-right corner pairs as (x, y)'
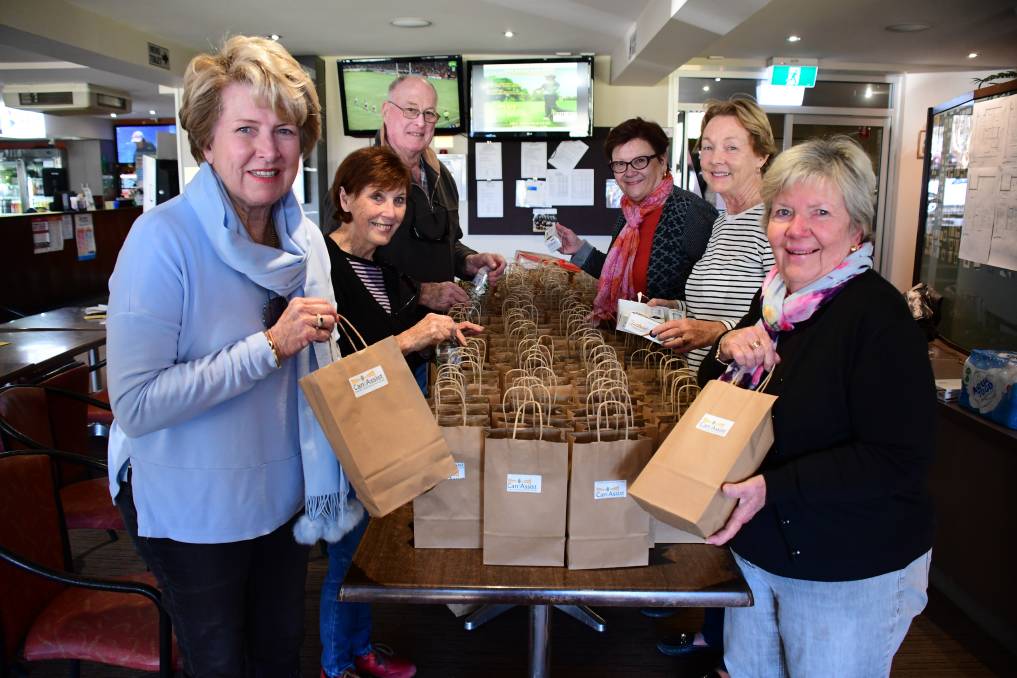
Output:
(720, 242), (874, 389)
(590, 175), (673, 321)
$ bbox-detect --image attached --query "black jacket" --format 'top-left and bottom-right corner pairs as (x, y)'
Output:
(325, 236), (426, 372)
(579, 185), (716, 300)
(698, 270), (936, 581)
(373, 128), (475, 283)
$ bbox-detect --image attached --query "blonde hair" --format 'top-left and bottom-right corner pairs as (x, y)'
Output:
(179, 35), (320, 164)
(761, 136), (877, 241)
(699, 96), (777, 169)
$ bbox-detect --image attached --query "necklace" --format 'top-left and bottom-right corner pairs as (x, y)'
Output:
(264, 223), (279, 248)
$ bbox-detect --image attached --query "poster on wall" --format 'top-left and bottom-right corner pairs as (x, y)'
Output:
(74, 213), (97, 261)
(960, 96), (1017, 271)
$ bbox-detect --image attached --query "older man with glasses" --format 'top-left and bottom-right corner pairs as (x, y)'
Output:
(374, 75), (506, 311)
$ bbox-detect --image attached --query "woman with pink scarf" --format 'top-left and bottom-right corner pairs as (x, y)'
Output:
(555, 118), (717, 315)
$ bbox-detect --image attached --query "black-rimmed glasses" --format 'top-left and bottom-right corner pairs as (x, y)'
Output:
(386, 100), (439, 124)
(609, 154), (659, 174)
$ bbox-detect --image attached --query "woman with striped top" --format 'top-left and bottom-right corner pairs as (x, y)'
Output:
(651, 97), (778, 371)
(646, 96), (777, 675)
(320, 146), (482, 678)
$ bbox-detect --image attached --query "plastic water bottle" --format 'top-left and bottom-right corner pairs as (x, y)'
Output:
(472, 265), (490, 297)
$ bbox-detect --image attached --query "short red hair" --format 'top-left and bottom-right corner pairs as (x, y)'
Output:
(330, 146), (411, 223)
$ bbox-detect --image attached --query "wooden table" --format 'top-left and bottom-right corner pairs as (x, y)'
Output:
(340, 506), (751, 677)
(1, 306), (106, 332)
(1, 306), (106, 388)
(0, 329), (107, 384)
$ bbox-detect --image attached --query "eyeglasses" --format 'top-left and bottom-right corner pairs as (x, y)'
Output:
(609, 154), (659, 174)
(386, 100), (439, 124)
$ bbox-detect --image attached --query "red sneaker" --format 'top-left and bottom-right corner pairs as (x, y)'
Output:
(321, 669), (362, 678)
(353, 644), (416, 678)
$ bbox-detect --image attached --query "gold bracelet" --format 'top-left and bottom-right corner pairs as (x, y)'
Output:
(264, 330), (281, 369)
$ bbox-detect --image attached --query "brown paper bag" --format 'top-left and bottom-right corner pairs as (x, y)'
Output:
(483, 414), (569, 566)
(413, 407), (486, 548)
(300, 317), (457, 517)
(629, 378), (777, 538)
(567, 428), (653, 569)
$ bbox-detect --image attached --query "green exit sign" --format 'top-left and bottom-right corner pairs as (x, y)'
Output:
(771, 64), (818, 87)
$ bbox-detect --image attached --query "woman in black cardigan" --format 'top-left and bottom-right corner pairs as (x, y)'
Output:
(319, 146), (481, 678)
(699, 137), (935, 678)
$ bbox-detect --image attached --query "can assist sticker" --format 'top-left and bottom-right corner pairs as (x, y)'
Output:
(695, 413), (735, 437)
(506, 473), (542, 493)
(594, 479), (627, 500)
(348, 366), (389, 398)
(448, 462), (466, 480)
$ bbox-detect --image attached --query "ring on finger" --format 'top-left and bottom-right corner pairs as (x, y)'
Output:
(750, 339), (762, 349)
(315, 313), (324, 330)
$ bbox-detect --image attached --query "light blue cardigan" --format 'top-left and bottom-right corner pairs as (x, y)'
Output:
(106, 164), (345, 544)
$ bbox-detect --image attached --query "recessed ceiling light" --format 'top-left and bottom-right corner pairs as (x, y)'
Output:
(504, 30), (514, 38)
(269, 34), (281, 41)
(968, 52), (979, 59)
(885, 23), (932, 33)
(390, 17), (431, 28)
(148, 109), (156, 115)
(109, 113), (117, 118)
(714, 77), (721, 82)
(556, 52), (572, 56)
(702, 85), (710, 92)
(787, 34), (802, 43)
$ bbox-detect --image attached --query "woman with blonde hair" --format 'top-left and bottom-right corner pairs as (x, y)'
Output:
(107, 36), (350, 677)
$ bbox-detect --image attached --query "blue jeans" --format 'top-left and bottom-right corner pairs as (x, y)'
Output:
(413, 361), (429, 395)
(725, 549), (931, 678)
(320, 509), (372, 676)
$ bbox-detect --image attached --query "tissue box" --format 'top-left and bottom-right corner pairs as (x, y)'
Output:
(959, 350), (1017, 430)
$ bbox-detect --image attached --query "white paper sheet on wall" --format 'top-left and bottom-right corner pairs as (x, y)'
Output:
(515, 179), (550, 207)
(546, 168), (594, 206)
(520, 142), (547, 178)
(476, 181), (504, 218)
(475, 142), (503, 180)
(438, 154), (468, 201)
(548, 140), (588, 170)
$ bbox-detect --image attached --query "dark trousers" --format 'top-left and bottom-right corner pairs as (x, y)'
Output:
(116, 480), (310, 678)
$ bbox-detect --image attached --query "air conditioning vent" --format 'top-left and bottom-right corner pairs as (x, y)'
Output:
(19, 91), (75, 106)
(3, 83), (132, 116)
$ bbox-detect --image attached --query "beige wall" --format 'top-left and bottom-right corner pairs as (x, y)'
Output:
(885, 70), (994, 290)
(321, 55), (668, 260)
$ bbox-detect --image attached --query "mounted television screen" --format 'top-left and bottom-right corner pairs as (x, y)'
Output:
(468, 57), (594, 139)
(115, 123), (175, 164)
(337, 55), (465, 137)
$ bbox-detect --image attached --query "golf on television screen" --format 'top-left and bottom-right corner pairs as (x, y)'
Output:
(468, 57), (593, 138)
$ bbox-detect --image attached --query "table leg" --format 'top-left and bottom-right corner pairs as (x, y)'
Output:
(529, 604), (551, 677)
(87, 347), (102, 392)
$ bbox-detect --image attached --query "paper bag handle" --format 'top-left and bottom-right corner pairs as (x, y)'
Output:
(594, 399), (631, 441)
(334, 314), (369, 352)
(512, 400), (545, 439)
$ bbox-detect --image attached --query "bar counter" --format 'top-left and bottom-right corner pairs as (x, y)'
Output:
(0, 207), (141, 319)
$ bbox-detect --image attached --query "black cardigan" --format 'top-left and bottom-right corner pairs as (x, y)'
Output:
(325, 236), (426, 371)
(698, 270), (936, 582)
(579, 185), (717, 301)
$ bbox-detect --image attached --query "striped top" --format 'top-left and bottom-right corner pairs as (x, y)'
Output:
(346, 254), (392, 314)
(684, 203), (774, 369)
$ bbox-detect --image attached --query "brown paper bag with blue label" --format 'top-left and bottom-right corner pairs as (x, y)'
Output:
(300, 316), (456, 518)
(482, 407), (569, 566)
(629, 378), (777, 539)
(566, 426), (653, 569)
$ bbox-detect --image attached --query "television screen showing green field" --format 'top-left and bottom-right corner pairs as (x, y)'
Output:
(338, 56), (463, 136)
(469, 59), (592, 137)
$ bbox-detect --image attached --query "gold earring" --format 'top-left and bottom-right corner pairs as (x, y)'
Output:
(850, 244), (860, 253)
